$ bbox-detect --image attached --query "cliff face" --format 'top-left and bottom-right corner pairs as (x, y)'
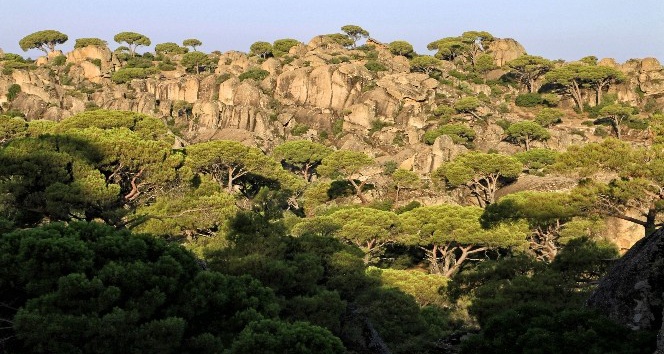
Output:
(587, 227), (664, 352)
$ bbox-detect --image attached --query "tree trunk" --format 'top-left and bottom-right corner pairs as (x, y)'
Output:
(227, 166), (234, 193)
(348, 179), (368, 204)
(612, 117), (622, 140)
(394, 186), (401, 207)
(525, 138), (530, 151)
(569, 80), (584, 112)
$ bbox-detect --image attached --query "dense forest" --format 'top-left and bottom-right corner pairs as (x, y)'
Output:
(1, 26), (663, 353)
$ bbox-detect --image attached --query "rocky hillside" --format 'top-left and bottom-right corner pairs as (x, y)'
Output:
(1, 33), (663, 248)
(2, 36), (662, 170)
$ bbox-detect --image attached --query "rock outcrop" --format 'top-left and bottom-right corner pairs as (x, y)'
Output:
(587, 227), (664, 352)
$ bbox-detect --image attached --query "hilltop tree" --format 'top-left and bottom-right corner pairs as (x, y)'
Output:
(434, 152), (523, 207)
(427, 31), (494, 68)
(74, 37), (107, 49)
(19, 30), (68, 54)
(272, 38), (301, 57)
(318, 150), (374, 204)
(460, 31), (495, 68)
(182, 38), (202, 51)
(544, 63), (625, 112)
(181, 51), (211, 74)
(388, 40), (414, 57)
(409, 55), (442, 75)
(506, 55), (554, 93)
(272, 140), (332, 182)
(326, 33), (354, 48)
(250, 41), (273, 59)
(113, 31), (151, 57)
(599, 104), (635, 140)
(586, 66), (625, 105)
(399, 204), (527, 276)
(341, 25), (369, 48)
(427, 37), (466, 61)
(155, 42), (188, 55)
(505, 121), (551, 151)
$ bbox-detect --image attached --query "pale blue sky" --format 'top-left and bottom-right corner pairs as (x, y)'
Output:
(2, 0), (662, 62)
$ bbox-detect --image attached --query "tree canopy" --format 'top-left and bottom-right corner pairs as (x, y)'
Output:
(113, 31), (151, 56)
(182, 38), (202, 51)
(19, 30), (68, 54)
(341, 25), (369, 48)
(435, 152), (523, 207)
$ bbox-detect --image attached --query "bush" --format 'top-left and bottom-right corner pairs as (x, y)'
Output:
(111, 67), (156, 83)
(89, 58), (102, 68)
(515, 93), (543, 107)
(158, 62), (176, 71)
(6, 84), (21, 101)
(239, 68), (270, 82)
(365, 60), (387, 72)
(291, 124), (309, 136)
(423, 123), (476, 145)
(50, 55), (67, 66)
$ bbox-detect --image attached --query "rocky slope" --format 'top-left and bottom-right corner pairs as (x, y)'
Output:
(2, 35), (663, 249)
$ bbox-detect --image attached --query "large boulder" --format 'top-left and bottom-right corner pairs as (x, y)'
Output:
(66, 46), (113, 72)
(275, 63), (370, 111)
(587, 227), (664, 353)
(488, 38), (526, 67)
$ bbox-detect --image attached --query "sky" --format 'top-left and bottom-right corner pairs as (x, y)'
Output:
(1, 0), (662, 63)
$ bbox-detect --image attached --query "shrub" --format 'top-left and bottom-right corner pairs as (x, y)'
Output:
(365, 60), (387, 72)
(50, 55), (67, 66)
(290, 124), (309, 136)
(6, 84), (21, 101)
(239, 68), (269, 82)
(423, 123), (475, 145)
(111, 67), (156, 83)
(515, 93), (543, 107)
(89, 58), (102, 68)
(535, 108), (564, 127)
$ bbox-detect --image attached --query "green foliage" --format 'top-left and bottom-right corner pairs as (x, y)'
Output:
(182, 38), (202, 51)
(434, 151), (523, 207)
(364, 60), (387, 72)
(367, 267), (449, 308)
(515, 92), (543, 107)
(319, 150), (374, 203)
(74, 37), (107, 48)
(181, 51), (212, 73)
(113, 31), (151, 56)
(290, 123), (310, 136)
(409, 55), (442, 74)
(50, 54), (67, 66)
(239, 67), (270, 81)
(505, 121), (551, 150)
(506, 55), (553, 93)
(388, 40), (415, 57)
(250, 41), (273, 58)
(341, 25), (369, 48)
(535, 107), (564, 127)
(154, 42), (188, 55)
(272, 38), (301, 57)
(19, 29), (68, 53)
(6, 83), (21, 102)
(326, 33), (354, 48)
(513, 148), (559, 171)
(423, 123), (476, 145)
(230, 319), (345, 354)
(399, 204), (527, 276)
(0, 221), (290, 353)
(273, 140), (332, 182)
(0, 115), (29, 144)
(111, 67), (156, 83)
